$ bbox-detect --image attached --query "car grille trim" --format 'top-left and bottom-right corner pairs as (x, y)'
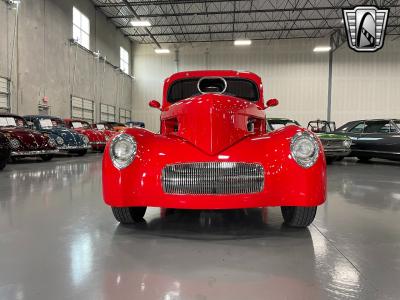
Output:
(162, 162), (264, 195)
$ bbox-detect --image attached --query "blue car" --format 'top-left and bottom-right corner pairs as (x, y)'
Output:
(24, 115), (90, 156)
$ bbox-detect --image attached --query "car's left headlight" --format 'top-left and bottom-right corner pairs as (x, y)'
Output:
(56, 136), (64, 145)
(291, 132), (319, 168)
(49, 138), (57, 147)
(343, 139), (351, 148)
(110, 134), (137, 169)
(81, 135), (89, 144)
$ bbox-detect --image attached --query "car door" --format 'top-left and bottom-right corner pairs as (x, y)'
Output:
(356, 120), (400, 156)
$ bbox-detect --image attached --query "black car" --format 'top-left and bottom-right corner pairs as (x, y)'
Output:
(336, 119), (400, 162)
(0, 132), (11, 170)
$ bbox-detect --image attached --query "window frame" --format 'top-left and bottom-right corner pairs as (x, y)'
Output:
(120, 47), (129, 75)
(72, 6), (90, 50)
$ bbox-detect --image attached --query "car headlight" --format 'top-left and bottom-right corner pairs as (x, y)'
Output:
(110, 134), (137, 170)
(56, 136), (64, 145)
(81, 135), (89, 144)
(290, 132), (319, 168)
(343, 139), (351, 148)
(9, 138), (20, 149)
(105, 135), (110, 141)
(49, 138), (57, 147)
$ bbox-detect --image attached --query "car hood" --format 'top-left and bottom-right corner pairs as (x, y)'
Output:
(74, 128), (106, 142)
(161, 94), (265, 155)
(0, 127), (55, 150)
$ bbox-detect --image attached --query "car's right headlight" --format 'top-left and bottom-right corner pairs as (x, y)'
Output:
(9, 138), (20, 149)
(290, 132), (319, 168)
(110, 134), (137, 169)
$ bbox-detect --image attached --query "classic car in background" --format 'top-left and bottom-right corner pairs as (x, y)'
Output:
(103, 70), (326, 228)
(307, 120), (351, 164)
(266, 118), (300, 131)
(92, 123), (115, 140)
(0, 113), (58, 161)
(95, 121), (127, 132)
(126, 121), (145, 128)
(0, 132), (10, 170)
(64, 119), (107, 151)
(24, 115), (91, 156)
(335, 119), (400, 162)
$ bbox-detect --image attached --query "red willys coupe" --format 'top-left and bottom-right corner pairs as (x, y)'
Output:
(102, 70), (327, 228)
(64, 119), (108, 151)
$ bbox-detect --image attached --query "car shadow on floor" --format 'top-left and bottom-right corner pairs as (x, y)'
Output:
(112, 208), (312, 241)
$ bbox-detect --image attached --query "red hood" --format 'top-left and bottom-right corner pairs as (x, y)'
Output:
(75, 128), (106, 142)
(161, 94), (266, 155)
(0, 127), (55, 150)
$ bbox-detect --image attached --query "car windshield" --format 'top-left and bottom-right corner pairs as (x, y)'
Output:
(96, 124), (105, 130)
(39, 118), (55, 129)
(308, 121), (334, 133)
(0, 116), (25, 128)
(393, 120), (400, 130)
(364, 121), (397, 133)
(72, 121), (91, 129)
(269, 119), (299, 130)
(167, 77), (259, 103)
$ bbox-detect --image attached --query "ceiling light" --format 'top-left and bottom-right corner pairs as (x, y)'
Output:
(155, 48), (170, 54)
(313, 46), (331, 52)
(130, 20), (151, 27)
(234, 39), (252, 46)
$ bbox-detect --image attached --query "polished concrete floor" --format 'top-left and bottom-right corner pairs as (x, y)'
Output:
(0, 155), (399, 300)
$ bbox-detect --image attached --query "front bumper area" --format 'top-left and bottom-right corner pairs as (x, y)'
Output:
(90, 141), (106, 145)
(58, 145), (91, 151)
(11, 149), (59, 157)
(324, 148), (351, 157)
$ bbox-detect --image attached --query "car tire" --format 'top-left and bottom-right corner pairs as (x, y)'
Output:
(76, 149), (87, 157)
(40, 155), (54, 162)
(112, 206), (147, 224)
(326, 157), (335, 164)
(336, 157), (344, 161)
(0, 159), (6, 170)
(357, 156), (371, 163)
(281, 206), (317, 228)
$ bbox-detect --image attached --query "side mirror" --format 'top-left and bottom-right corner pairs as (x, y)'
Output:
(149, 100), (161, 110)
(266, 98), (279, 108)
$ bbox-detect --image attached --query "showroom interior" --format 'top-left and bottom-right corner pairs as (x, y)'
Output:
(0, 0), (399, 299)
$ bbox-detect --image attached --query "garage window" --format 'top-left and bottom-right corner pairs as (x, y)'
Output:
(0, 77), (10, 113)
(73, 7), (90, 50)
(100, 103), (116, 122)
(120, 47), (129, 75)
(119, 108), (131, 123)
(71, 95), (95, 123)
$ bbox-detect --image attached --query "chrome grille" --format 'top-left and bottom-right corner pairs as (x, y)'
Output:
(322, 139), (344, 149)
(162, 162), (264, 195)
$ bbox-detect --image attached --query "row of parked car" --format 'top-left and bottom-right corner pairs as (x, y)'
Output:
(0, 112), (145, 170)
(267, 118), (400, 164)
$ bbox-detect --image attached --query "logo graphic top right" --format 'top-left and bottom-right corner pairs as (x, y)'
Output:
(343, 6), (389, 52)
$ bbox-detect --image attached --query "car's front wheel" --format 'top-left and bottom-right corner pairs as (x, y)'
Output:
(281, 206), (317, 227)
(326, 157), (335, 164)
(76, 149), (87, 156)
(112, 207), (147, 224)
(40, 154), (54, 162)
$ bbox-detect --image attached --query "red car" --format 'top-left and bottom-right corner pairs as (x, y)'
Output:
(64, 119), (107, 151)
(103, 70), (326, 228)
(0, 113), (58, 161)
(92, 123), (117, 140)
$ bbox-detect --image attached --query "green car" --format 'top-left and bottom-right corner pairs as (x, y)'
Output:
(307, 120), (351, 164)
(266, 118), (351, 164)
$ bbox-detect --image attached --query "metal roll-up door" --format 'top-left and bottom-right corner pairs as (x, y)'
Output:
(119, 108), (131, 123)
(100, 103), (116, 122)
(71, 95), (95, 123)
(0, 77), (10, 112)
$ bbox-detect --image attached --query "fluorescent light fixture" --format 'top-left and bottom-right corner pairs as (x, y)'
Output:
(234, 39), (252, 46)
(155, 48), (170, 54)
(130, 20), (151, 27)
(313, 46), (331, 52)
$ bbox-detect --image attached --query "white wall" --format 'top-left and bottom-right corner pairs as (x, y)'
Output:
(331, 39), (400, 127)
(132, 39), (330, 132)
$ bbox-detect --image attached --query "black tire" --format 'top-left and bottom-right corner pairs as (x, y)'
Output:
(112, 206), (147, 224)
(336, 157), (344, 161)
(357, 156), (371, 163)
(326, 157), (335, 164)
(76, 149), (87, 157)
(40, 154), (54, 162)
(0, 159), (6, 170)
(281, 206), (317, 228)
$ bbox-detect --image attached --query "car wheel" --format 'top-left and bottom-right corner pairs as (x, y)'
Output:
(112, 207), (147, 224)
(76, 149), (87, 157)
(336, 157), (344, 161)
(326, 157), (335, 164)
(40, 155), (54, 162)
(281, 206), (317, 228)
(357, 156), (371, 163)
(0, 159), (6, 170)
